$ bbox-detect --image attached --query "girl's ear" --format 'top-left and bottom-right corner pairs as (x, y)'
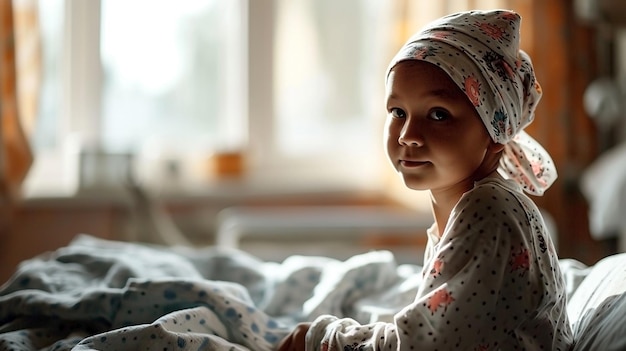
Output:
(488, 141), (505, 154)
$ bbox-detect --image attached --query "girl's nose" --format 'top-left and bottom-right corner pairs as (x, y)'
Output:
(398, 119), (424, 146)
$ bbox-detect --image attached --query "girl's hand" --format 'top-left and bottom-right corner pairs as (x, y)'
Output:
(277, 322), (311, 351)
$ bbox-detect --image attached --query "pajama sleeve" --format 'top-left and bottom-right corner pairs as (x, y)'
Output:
(305, 183), (555, 351)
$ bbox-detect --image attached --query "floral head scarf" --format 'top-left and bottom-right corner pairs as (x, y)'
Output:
(386, 9), (557, 196)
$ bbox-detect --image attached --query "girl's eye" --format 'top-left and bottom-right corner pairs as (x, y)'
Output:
(390, 108), (406, 119)
(429, 109), (451, 121)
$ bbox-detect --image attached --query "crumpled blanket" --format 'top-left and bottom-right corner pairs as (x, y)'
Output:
(0, 235), (423, 351)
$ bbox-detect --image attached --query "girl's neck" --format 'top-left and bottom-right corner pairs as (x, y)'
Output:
(429, 171), (501, 237)
(429, 191), (461, 238)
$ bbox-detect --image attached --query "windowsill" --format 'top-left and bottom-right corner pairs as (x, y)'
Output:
(20, 149), (390, 207)
(21, 137), (390, 207)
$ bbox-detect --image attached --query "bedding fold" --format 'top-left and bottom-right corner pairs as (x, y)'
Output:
(0, 235), (420, 351)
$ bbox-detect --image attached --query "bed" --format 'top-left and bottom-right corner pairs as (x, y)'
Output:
(0, 234), (624, 351)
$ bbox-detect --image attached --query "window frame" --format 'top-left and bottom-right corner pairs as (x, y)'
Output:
(25, 0), (390, 197)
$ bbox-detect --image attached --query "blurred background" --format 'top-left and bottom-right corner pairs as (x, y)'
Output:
(2, 0), (626, 282)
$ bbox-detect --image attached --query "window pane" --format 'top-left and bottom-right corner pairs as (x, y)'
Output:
(274, 0), (388, 156)
(32, 0), (64, 150)
(100, 0), (245, 153)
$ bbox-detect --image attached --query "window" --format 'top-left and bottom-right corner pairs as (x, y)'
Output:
(100, 0), (245, 153)
(25, 0), (395, 196)
(274, 0), (386, 156)
(33, 0), (63, 151)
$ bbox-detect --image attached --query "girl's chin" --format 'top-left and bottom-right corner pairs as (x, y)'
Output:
(404, 183), (430, 191)
(398, 175), (430, 191)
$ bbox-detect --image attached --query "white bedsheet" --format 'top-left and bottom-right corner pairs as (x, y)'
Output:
(0, 235), (421, 351)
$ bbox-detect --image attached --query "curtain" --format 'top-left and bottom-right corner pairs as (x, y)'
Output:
(1, 0), (36, 232)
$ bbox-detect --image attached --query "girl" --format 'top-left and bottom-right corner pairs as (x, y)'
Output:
(278, 9), (573, 351)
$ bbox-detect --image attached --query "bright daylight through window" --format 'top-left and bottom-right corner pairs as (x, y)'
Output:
(25, 0), (392, 197)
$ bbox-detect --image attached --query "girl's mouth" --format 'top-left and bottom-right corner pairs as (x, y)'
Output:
(400, 160), (430, 168)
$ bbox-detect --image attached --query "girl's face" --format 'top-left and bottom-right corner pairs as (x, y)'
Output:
(384, 60), (501, 196)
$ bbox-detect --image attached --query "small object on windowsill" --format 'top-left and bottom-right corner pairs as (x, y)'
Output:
(206, 150), (245, 179)
(78, 149), (134, 197)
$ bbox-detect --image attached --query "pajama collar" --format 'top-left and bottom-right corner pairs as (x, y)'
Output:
(386, 9), (557, 196)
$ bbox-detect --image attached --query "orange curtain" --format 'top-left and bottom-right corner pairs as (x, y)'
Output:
(1, 0), (34, 205)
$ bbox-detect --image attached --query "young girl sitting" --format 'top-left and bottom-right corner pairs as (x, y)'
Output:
(278, 9), (573, 351)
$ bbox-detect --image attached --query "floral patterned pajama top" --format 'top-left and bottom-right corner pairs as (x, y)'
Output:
(305, 177), (573, 351)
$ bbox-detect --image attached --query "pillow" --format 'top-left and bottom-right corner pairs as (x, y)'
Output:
(568, 253), (626, 350)
(571, 293), (626, 351)
(559, 258), (591, 300)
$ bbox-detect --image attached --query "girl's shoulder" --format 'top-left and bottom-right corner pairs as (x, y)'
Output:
(452, 176), (537, 226)
(459, 176), (526, 207)
(442, 177), (541, 247)
(474, 176), (541, 213)
(473, 175), (523, 196)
